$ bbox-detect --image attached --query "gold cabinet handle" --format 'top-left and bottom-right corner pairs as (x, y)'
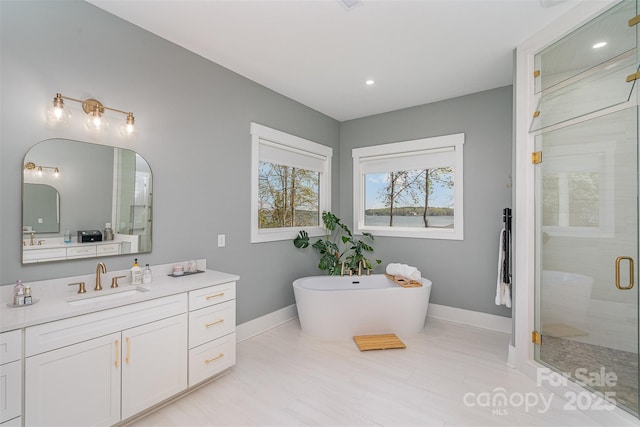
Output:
(205, 292), (224, 300)
(615, 256), (635, 290)
(205, 353), (224, 364)
(205, 319), (224, 328)
(125, 336), (131, 364)
(115, 340), (119, 368)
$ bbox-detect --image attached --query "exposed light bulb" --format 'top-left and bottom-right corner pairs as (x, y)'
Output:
(37, 166), (43, 176)
(47, 93), (70, 124)
(85, 105), (107, 132)
(119, 112), (137, 137)
(54, 168), (60, 177)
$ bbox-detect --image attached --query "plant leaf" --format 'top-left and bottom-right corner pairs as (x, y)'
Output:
(293, 230), (309, 248)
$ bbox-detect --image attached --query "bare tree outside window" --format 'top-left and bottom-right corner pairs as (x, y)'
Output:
(258, 161), (319, 228)
(365, 167), (454, 228)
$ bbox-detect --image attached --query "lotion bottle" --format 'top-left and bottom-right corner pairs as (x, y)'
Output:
(131, 258), (143, 285)
(142, 264), (152, 285)
(13, 280), (24, 306)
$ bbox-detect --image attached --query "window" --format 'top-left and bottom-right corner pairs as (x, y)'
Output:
(251, 123), (332, 243)
(540, 141), (615, 238)
(352, 133), (464, 240)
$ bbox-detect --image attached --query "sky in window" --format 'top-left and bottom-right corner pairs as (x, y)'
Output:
(365, 172), (454, 210)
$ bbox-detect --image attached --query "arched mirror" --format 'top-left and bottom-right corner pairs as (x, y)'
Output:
(22, 138), (152, 264)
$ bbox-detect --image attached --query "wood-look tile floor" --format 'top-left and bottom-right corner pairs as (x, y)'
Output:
(128, 319), (633, 427)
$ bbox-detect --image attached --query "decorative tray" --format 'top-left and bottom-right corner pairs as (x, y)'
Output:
(167, 270), (205, 278)
(6, 298), (39, 308)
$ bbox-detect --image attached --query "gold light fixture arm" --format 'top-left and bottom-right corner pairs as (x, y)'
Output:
(52, 92), (135, 131)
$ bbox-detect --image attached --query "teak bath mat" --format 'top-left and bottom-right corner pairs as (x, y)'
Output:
(353, 334), (406, 351)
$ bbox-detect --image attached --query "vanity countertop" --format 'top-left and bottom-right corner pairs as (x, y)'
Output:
(0, 262), (239, 333)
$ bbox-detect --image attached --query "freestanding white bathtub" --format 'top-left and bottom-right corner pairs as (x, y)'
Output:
(293, 274), (432, 340)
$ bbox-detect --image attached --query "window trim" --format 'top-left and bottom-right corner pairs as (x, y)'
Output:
(250, 122), (332, 243)
(352, 133), (464, 240)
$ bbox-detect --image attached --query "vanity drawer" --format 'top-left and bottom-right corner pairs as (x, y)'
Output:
(97, 243), (120, 256)
(188, 301), (235, 349)
(66, 245), (97, 259)
(0, 330), (21, 365)
(26, 294), (187, 356)
(22, 247), (66, 263)
(188, 282), (235, 311)
(188, 332), (235, 386)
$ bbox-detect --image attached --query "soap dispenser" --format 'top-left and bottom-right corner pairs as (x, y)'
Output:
(104, 223), (113, 241)
(143, 264), (152, 285)
(131, 259), (143, 285)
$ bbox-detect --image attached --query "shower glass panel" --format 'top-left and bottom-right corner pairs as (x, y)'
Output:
(530, 52), (636, 132)
(534, 107), (639, 414)
(534, 0), (636, 93)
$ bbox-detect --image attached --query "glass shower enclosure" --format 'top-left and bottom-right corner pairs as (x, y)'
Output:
(533, 0), (639, 416)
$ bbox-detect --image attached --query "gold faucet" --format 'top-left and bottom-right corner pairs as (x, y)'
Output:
(95, 262), (107, 291)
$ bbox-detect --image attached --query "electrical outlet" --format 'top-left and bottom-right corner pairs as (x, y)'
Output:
(217, 234), (226, 247)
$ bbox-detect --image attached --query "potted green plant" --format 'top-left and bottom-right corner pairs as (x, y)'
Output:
(293, 211), (381, 275)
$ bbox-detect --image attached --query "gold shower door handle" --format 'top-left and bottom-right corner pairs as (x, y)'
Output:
(615, 256), (635, 290)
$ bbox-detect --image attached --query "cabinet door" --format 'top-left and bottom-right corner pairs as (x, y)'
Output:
(121, 314), (187, 419)
(25, 333), (121, 427)
(0, 361), (21, 423)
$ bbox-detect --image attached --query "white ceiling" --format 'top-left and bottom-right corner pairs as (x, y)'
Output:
(87, 0), (578, 121)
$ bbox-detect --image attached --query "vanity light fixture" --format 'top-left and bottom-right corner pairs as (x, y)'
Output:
(24, 162), (60, 177)
(48, 93), (136, 136)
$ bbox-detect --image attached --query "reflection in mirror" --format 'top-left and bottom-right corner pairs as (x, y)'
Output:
(22, 139), (152, 263)
(23, 184), (60, 233)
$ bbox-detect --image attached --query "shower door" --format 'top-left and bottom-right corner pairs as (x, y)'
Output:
(533, 0), (639, 415)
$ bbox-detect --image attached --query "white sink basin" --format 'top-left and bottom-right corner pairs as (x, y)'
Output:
(66, 286), (150, 306)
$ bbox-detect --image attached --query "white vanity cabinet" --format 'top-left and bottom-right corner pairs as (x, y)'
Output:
(0, 330), (22, 426)
(25, 332), (122, 427)
(24, 294), (188, 426)
(23, 241), (121, 263)
(188, 282), (236, 386)
(121, 314), (188, 419)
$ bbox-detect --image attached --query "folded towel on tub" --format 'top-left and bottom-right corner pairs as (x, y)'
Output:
(386, 263), (422, 281)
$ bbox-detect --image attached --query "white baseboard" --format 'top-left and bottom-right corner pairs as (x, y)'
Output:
(427, 303), (512, 334)
(236, 304), (298, 342)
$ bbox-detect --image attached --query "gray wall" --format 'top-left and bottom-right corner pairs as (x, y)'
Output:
(24, 139), (114, 235)
(339, 86), (513, 317)
(0, 0), (340, 324)
(1, 0), (514, 322)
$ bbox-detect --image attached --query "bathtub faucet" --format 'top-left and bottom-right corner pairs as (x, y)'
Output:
(341, 261), (371, 277)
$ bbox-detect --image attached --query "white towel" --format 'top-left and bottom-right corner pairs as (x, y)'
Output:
(386, 263), (422, 281)
(386, 263), (404, 276)
(495, 229), (511, 308)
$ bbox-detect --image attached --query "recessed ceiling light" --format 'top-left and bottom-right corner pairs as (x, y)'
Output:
(592, 41), (607, 49)
(365, 79), (375, 86)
